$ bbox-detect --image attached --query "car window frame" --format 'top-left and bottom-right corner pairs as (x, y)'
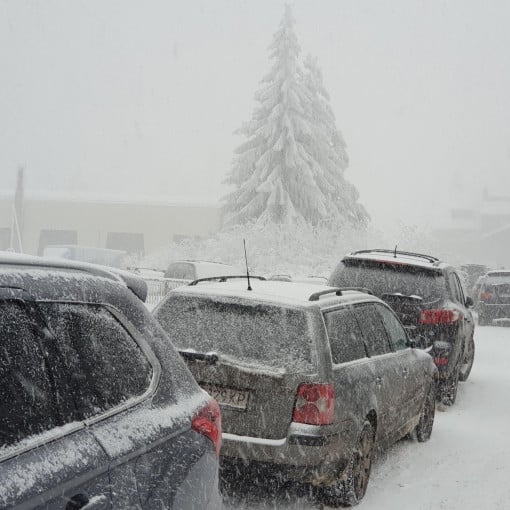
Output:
(0, 298), (161, 463)
(322, 305), (369, 365)
(352, 302), (394, 357)
(373, 302), (410, 352)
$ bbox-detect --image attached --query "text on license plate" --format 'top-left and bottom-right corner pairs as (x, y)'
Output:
(201, 384), (251, 410)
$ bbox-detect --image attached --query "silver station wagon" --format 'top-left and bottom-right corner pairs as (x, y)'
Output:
(154, 278), (437, 506)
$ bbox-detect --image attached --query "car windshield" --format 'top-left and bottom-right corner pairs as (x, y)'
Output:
(333, 262), (446, 303)
(155, 294), (315, 372)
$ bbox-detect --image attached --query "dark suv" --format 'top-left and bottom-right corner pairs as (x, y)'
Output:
(477, 270), (510, 325)
(0, 253), (221, 510)
(154, 277), (437, 507)
(329, 249), (476, 406)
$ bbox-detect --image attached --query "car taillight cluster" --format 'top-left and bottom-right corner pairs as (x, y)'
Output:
(419, 309), (462, 325)
(192, 399), (222, 457)
(433, 357), (449, 366)
(293, 383), (334, 425)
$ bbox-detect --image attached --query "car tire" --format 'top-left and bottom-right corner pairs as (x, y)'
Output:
(317, 420), (375, 507)
(438, 367), (459, 406)
(459, 336), (475, 382)
(414, 386), (435, 442)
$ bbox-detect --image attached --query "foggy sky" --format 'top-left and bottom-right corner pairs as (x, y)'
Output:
(1, 0), (510, 229)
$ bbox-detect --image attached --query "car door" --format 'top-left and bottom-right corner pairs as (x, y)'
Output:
(447, 271), (472, 368)
(352, 303), (403, 442)
(323, 306), (373, 450)
(0, 297), (111, 510)
(374, 302), (425, 426)
(453, 271), (475, 350)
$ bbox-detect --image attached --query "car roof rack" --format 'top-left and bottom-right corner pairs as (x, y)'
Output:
(188, 275), (267, 286)
(308, 287), (373, 301)
(350, 249), (440, 264)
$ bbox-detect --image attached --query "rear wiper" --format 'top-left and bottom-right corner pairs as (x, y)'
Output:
(178, 350), (219, 364)
(381, 293), (423, 303)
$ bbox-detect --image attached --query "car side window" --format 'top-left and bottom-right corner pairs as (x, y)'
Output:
(453, 273), (465, 303)
(353, 304), (392, 356)
(324, 308), (367, 364)
(374, 303), (408, 351)
(0, 300), (60, 448)
(448, 272), (462, 304)
(40, 303), (153, 421)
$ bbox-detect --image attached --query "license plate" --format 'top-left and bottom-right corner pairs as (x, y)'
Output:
(200, 383), (251, 410)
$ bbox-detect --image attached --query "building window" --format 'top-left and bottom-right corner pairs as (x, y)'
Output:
(38, 229), (78, 255)
(106, 232), (144, 255)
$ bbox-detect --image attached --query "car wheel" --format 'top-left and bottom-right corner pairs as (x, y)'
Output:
(438, 368), (459, 406)
(414, 386), (435, 442)
(459, 336), (475, 382)
(317, 420), (375, 507)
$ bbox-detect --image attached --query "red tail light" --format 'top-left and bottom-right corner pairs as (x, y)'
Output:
(433, 357), (449, 366)
(480, 292), (493, 301)
(192, 399), (222, 457)
(419, 309), (462, 324)
(293, 383), (334, 425)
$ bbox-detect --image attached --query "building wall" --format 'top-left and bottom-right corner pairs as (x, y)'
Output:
(0, 196), (222, 255)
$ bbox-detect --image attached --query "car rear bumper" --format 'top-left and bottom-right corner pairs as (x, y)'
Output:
(219, 422), (351, 484)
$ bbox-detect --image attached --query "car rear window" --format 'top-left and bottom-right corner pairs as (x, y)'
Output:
(484, 273), (510, 286)
(331, 261), (446, 303)
(155, 294), (316, 372)
(39, 303), (153, 421)
(0, 300), (60, 449)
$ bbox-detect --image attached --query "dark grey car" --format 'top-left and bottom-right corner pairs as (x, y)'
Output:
(0, 254), (221, 510)
(154, 279), (437, 507)
(329, 249), (476, 406)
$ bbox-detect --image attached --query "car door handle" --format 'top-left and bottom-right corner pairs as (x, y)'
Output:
(375, 376), (383, 387)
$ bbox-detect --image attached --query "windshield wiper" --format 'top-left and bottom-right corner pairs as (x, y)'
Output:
(178, 349), (219, 364)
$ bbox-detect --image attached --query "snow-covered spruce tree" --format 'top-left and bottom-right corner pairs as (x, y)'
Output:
(223, 6), (368, 228)
(302, 54), (368, 228)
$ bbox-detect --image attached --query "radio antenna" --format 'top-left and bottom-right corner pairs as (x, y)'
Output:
(243, 239), (252, 291)
(394, 244), (398, 258)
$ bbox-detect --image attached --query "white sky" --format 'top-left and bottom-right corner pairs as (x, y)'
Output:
(1, 0), (510, 229)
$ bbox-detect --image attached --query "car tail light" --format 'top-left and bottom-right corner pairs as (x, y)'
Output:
(433, 357), (449, 366)
(293, 383), (334, 425)
(480, 292), (493, 301)
(419, 309), (462, 324)
(192, 399), (222, 457)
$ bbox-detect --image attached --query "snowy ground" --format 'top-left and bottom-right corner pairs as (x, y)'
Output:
(222, 325), (510, 509)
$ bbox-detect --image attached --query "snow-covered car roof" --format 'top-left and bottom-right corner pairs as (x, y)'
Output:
(169, 278), (376, 308)
(343, 250), (445, 271)
(0, 251), (147, 302)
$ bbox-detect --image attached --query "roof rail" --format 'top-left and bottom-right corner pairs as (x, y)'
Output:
(350, 249), (439, 264)
(188, 275), (267, 286)
(308, 287), (373, 302)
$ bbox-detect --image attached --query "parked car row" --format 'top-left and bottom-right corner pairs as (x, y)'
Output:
(1, 248), (476, 508)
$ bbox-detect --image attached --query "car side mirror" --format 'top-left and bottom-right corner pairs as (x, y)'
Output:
(465, 296), (474, 308)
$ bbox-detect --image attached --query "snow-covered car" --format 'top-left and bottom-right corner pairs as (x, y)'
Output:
(477, 270), (510, 325)
(164, 260), (243, 280)
(153, 278), (437, 507)
(0, 253), (221, 510)
(329, 249), (476, 406)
